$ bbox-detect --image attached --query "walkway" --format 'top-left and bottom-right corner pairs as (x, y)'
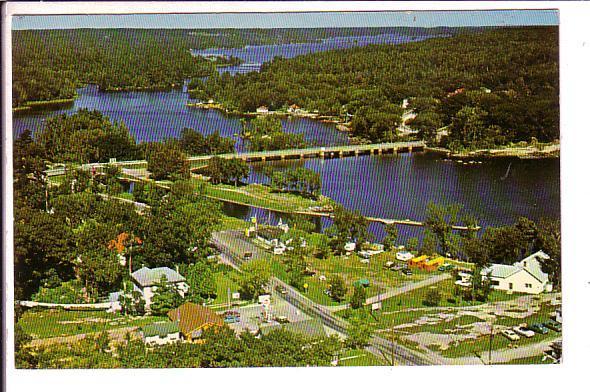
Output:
(322, 273), (452, 312)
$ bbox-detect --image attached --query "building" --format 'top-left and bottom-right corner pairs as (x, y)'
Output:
(408, 255), (429, 269)
(168, 302), (224, 342)
(480, 251), (553, 294)
(256, 106), (269, 114)
(131, 266), (189, 309)
(140, 321), (181, 345)
(287, 104), (301, 113)
(422, 256), (445, 272)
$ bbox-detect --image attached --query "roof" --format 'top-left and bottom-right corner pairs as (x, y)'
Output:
(259, 318), (327, 339)
(411, 255), (429, 262)
(131, 266), (186, 287)
(425, 256), (445, 265)
(141, 321), (179, 338)
(481, 250), (550, 283)
(168, 302), (224, 337)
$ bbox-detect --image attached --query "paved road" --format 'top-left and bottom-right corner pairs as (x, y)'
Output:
(211, 230), (441, 366)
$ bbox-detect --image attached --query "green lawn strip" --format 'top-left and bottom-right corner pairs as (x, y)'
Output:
(204, 183), (326, 212)
(337, 349), (387, 366)
(19, 308), (167, 339)
(219, 215), (251, 231)
(502, 354), (553, 365)
(211, 271), (241, 305)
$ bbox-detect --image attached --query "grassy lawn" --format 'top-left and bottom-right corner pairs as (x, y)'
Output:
(219, 215), (251, 231)
(203, 182), (333, 213)
(211, 270), (241, 305)
(375, 277), (522, 312)
(503, 354), (554, 365)
(18, 308), (166, 339)
(337, 349), (387, 366)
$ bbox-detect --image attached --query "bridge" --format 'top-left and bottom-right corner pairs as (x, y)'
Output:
(44, 141), (426, 177)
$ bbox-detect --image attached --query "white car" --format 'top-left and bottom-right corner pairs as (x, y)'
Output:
(360, 258), (370, 264)
(501, 329), (521, 341)
(513, 325), (535, 338)
(396, 251), (414, 262)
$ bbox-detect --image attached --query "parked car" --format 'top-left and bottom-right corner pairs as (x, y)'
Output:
(243, 252), (253, 260)
(529, 323), (550, 334)
(438, 263), (455, 272)
(544, 319), (562, 332)
(512, 324), (535, 338)
(401, 268), (413, 276)
(359, 258), (370, 264)
(275, 315), (289, 324)
(384, 261), (396, 269)
(500, 329), (521, 341)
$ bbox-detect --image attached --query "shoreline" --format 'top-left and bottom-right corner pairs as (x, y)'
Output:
(425, 144), (560, 160)
(12, 97), (76, 113)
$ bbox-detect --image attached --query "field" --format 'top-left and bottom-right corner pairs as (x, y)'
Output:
(18, 308), (166, 339)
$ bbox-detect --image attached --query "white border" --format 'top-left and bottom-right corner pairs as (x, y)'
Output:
(3, 2), (589, 392)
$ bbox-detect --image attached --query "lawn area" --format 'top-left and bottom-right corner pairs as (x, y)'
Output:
(18, 308), (167, 339)
(210, 269), (241, 305)
(337, 349), (387, 366)
(203, 182), (333, 213)
(503, 354), (554, 365)
(371, 275), (522, 313)
(219, 215), (251, 231)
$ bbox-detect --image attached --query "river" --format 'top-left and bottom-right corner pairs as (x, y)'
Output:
(12, 32), (560, 241)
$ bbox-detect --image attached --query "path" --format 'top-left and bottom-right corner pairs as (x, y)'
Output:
(28, 326), (139, 348)
(322, 273), (452, 312)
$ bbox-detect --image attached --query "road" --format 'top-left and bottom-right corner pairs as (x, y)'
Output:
(211, 230), (442, 366)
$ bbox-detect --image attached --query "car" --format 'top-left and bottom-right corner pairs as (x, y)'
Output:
(438, 263), (455, 272)
(275, 315), (289, 324)
(529, 323), (550, 334)
(384, 261), (396, 269)
(512, 325), (535, 338)
(500, 329), (521, 341)
(243, 252), (253, 260)
(544, 319), (562, 332)
(359, 258), (370, 264)
(401, 268), (413, 276)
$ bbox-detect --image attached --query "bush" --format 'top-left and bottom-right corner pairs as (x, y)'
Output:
(422, 288), (441, 307)
(32, 280), (88, 304)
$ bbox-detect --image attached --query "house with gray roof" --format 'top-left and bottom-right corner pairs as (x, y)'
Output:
(131, 266), (189, 309)
(481, 250), (553, 294)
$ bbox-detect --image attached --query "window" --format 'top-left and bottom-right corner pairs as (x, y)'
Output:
(525, 283), (532, 288)
(509, 283), (513, 290)
(491, 280), (500, 286)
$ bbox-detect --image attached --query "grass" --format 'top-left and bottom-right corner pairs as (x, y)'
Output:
(203, 182), (332, 213)
(219, 215), (251, 231)
(18, 308), (166, 339)
(211, 270), (241, 305)
(502, 354), (554, 365)
(337, 349), (387, 366)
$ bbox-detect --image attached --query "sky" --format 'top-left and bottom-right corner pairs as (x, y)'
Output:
(12, 10), (559, 30)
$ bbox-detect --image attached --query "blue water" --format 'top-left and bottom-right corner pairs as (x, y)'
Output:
(12, 32), (560, 239)
(12, 85), (349, 148)
(192, 33), (437, 75)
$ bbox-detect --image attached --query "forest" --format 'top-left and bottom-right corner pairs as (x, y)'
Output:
(12, 26), (460, 109)
(191, 27), (559, 149)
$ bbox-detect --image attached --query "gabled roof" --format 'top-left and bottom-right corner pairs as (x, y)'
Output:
(131, 267), (186, 288)
(481, 250), (550, 283)
(168, 302), (224, 337)
(141, 321), (180, 338)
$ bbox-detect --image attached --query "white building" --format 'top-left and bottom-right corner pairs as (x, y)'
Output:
(256, 106), (269, 114)
(131, 266), (189, 309)
(481, 251), (553, 294)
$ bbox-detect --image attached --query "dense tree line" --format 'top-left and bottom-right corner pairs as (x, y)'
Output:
(16, 325), (342, 368)
(192, 27), (558, 146)
(266, 166), (322, 198)
(12, 26), (459, 108)
(205, 157), (250, 186)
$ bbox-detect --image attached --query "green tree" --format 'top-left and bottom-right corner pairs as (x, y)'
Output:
(382, 224), (398, 251)
(184, 262), (217, 300)
(328, 275), (347, 302)
(149, 275), (183, 316)
(345, 316), (374, 349)
(77, 251), (126, 299)
(146, 143), (189, 181)
(423, 288), (441, 306)
(424, 202), (462, 255)
(350, 284), (367, 309)
(238, 259), (271, 300)
(535, 218), (561, 288)
(420, 229), (438, 255)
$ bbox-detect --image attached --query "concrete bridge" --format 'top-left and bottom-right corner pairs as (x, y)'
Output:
(44, 141), (426, 177)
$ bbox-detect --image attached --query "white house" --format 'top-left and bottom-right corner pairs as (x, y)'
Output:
(256, 106), (269, 114)
(481, 251), (553, 294)
(131, 266), (189, 309)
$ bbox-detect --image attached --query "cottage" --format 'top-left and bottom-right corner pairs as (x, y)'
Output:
(131, 266), (189, 309)
(140, 321), (181, 345)
(256, 105), (269, 114)
(480, 251), (553, 294)
(168, 302), (224, 342)
(422, 256), (445, 272)
(408, 255), (429, 269)
(287, 104), (301, 113)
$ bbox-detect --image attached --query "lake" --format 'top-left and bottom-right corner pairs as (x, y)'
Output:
(12, 32), (560, 240)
